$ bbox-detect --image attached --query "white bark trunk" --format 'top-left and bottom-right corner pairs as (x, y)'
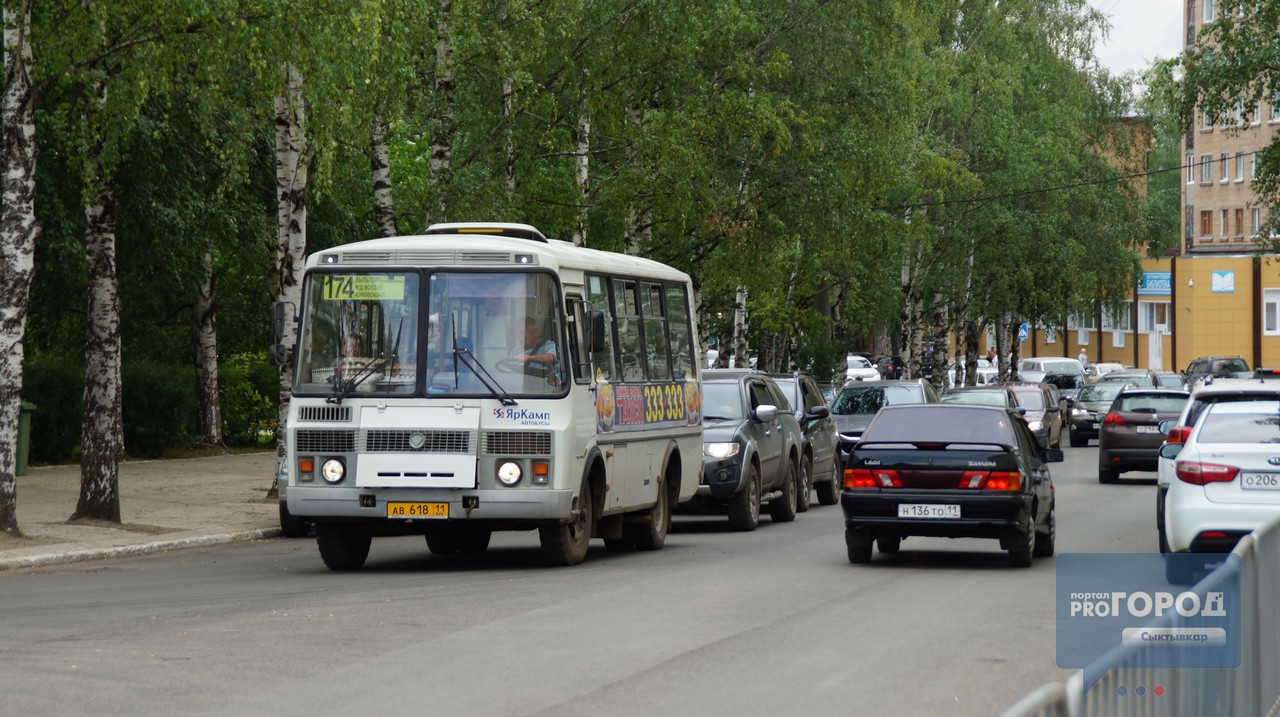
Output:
(192, 250), (222, 446)
(75, 75), (123, 523)
(0, 4), (38, 535)
(502, 75), (515, 192)
(732, 285), (749, 368)
(370, 114), (397, 238)
(272, 63), (309, 457)
(427, 0), (454, 226)
(572, 112), (590, 247)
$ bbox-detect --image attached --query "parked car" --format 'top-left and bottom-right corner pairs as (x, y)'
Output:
(1019, 357), (1085, 378)
(695, 369), (805, 530)
(940, 386), (1021, 410)
(1041, 370), (1087, 401)
(1065, 381), (1131, 447)
(842, 404), (1060, 567)
(1096, 388), (1190, 483)
(831, 379), (941, 460)
(1154, 375), (1280, 554)
(769, 372), (842, 508)
(1153, 371), (1188, 389)
(1096, 368), (1159, 387)
(845, 354), (880, 382)
(1161, 401), (1280, 582)
(1084, 362), (1127, 382)
(998, 381), (1064, 449)
(950, 358), (997, 386)
(1184, 355), (1250, 386)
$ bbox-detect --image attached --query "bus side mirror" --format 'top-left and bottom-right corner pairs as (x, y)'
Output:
(270, 301), (295, 366)
(589, 310), (607, 353)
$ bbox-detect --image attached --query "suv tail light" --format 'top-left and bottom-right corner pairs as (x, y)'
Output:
(1103, 411), (1125, 426)
(1175, 461), (1239, 485)
(844, 468), (902, 489)
(1166, 426), (1192, 445)
(956, 470), (1022, 491)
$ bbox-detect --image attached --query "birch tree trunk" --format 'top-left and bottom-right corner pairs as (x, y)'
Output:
(732, 285), (749, 368)
(900, 247), (923, 380)
(1007, 313), (1023, 381)
(0, 3), (38, 536)
(995, 317), (1009, 382)
(930, 305), (951, 394)
(572, 111), (590, 247)
(192, 250), (223, 447)
(963, 320), (981, 387)
(426, 0), (454, 226)
(502, 75), (515, 193)
(271, 64), (310, 459)
(74, 77), (124, 523)
(370, 114), (397, 238)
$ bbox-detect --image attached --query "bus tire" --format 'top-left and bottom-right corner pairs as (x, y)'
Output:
(456, 527), (492, 555)
(316, 524), (371, 571)
(727, 464), (761, 531)
(768, 458), (798, 523)
(279, 501), (310, 538)
(540, 481), (593, 566)
(628, 480), (672, 551)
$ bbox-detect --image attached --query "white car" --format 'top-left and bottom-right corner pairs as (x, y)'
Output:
(1161, 401), (1280, 582)
(1155, 376), (1280, 553)
(845, 355), (879, 382)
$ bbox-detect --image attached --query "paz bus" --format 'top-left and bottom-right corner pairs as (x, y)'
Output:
(271, 223), (703, 570)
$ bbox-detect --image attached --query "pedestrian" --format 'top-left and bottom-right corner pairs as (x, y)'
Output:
(1078, 348), (1089, 368)
(986, 348), (998, 371)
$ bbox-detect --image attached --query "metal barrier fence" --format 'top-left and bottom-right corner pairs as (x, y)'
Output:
(1002, 516), (1280, 717)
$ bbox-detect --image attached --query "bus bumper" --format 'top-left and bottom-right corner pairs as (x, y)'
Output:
(287, 485), (575, 522)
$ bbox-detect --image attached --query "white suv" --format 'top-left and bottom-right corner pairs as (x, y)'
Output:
(1155, 375), (1280, 553)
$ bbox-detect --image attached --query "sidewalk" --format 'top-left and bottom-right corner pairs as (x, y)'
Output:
(0, 452), (282, 571)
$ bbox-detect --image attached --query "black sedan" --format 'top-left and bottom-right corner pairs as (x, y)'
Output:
(842, 404), (1060, 567)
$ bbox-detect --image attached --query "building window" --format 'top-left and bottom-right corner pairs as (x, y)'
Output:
(1235, 97), (1246, 126)
(1201, 154), (1213, 183)
(1102, 303), (1132, 332)
(1045, 327), (1056, 344)
(1221, 208), (1230, 239)
(1252, 152), (1259, 179)
(1203, 0), (1214, 23)
(1253, 207), (1262, 234)
(1221, 153), (1230, 182)
(1067, 312), (1096, 330)
(1200, 209), (1213, 239)
(1186, 150), (1195, 183)
(1201, 110), (1213, 131)
(1265, 289), (1280, 336)
(1236, 152), (1245, 181)
(1272, 95), (1280, 122)
(1139, 302), (1170, 333)
(1235, 208), (1245, 238)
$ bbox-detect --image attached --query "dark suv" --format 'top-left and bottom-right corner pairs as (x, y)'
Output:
(769, 372), (842, 508)
(831, 379), (940, 461)
(693, 369), (805, 531)
(1184, 356), (1250, 385)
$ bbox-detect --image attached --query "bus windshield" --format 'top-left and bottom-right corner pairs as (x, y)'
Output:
(294, 270), (566, 398)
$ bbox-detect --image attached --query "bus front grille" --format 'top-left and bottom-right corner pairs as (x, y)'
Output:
(485, 431), (552, 455)
(296, 429), (357, 454)
(363, 430), (472, 453)
(298, 406), (352, 422)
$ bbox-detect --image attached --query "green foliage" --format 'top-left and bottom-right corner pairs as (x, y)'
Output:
(219, 353), (279, 446)
(20, 354), (85, 465)
(122, 362), (198, 457)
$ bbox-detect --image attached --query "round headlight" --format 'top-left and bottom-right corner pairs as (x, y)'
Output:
(497, 461), (523, 486)
(321, 458), (345, 484)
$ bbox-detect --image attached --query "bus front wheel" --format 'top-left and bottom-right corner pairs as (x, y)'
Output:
(316, 524), (371, 571)
(540, 481), (593, 566)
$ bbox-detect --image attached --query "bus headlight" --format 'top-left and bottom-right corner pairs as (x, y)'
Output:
(321, 458), (346, 484)
(497, 461), (523, 486)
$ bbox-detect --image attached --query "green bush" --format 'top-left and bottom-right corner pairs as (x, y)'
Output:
(21, 354), (84, 464)
(220, 353), (279, 446)
(123, 361), (197, 456)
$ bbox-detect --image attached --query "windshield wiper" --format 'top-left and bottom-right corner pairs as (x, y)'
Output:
(451, 327), (517, 406)
(327, 320), (404, 404)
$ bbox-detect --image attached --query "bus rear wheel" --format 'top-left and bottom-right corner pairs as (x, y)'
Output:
(540, 481), (593, 566)
(316, 524), (371, 571)
(627, 479), (672, 551)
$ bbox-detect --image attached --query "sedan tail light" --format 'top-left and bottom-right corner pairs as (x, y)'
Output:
(844, 468), (902, 489)
(1175, 461), (1239, 485)
(956, 470), (1022, 491)
(1103, 412), (1126, 426)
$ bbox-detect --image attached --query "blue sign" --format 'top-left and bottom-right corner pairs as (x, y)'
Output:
(1137, 271), (1171, 296)
(1017, 322), (1029, 341)
(1211, 271), (1235, 293)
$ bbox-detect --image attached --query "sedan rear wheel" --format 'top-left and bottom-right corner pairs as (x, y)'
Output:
(846, 527), (872, 564)
(1033, 508), (1055, 557)
(1098, 466), (1119, 484)
(1008, 519), (1035, 568)
(877, 535), (901, 554)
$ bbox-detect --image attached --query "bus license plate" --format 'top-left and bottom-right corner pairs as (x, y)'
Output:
(1240, 473), (1280, 490)
(898, 504), (960, 519)
(386, 502), (449, 519)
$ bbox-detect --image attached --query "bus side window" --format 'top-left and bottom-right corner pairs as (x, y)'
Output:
(641, 282), (671, 382)
(586, 274), (616, 381)
(665, 285), (693, 379)
(615, 280), (645, 383)
(565, 295), (590, 383)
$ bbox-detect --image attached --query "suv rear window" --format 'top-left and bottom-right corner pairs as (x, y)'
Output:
(832, 385), (923, 415)
(864, 407), (1016, 444)
(1114, 394), (1188, 413)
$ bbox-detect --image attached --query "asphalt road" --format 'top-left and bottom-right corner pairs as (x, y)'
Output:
(0, 444), (1159, 717)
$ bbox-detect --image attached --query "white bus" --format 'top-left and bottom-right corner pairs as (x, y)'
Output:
(272, 223), (703, 570)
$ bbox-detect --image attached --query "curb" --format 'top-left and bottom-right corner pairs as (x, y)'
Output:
(0, 527), (284, 571)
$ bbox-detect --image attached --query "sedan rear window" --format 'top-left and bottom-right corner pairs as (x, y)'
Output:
(1011, 390), (1045, 410)
(832, 385), (922, 415)
(864, 407), (1017, 445)
(941, 390), (1008, 407)
(1197, 412), (1280, 444)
